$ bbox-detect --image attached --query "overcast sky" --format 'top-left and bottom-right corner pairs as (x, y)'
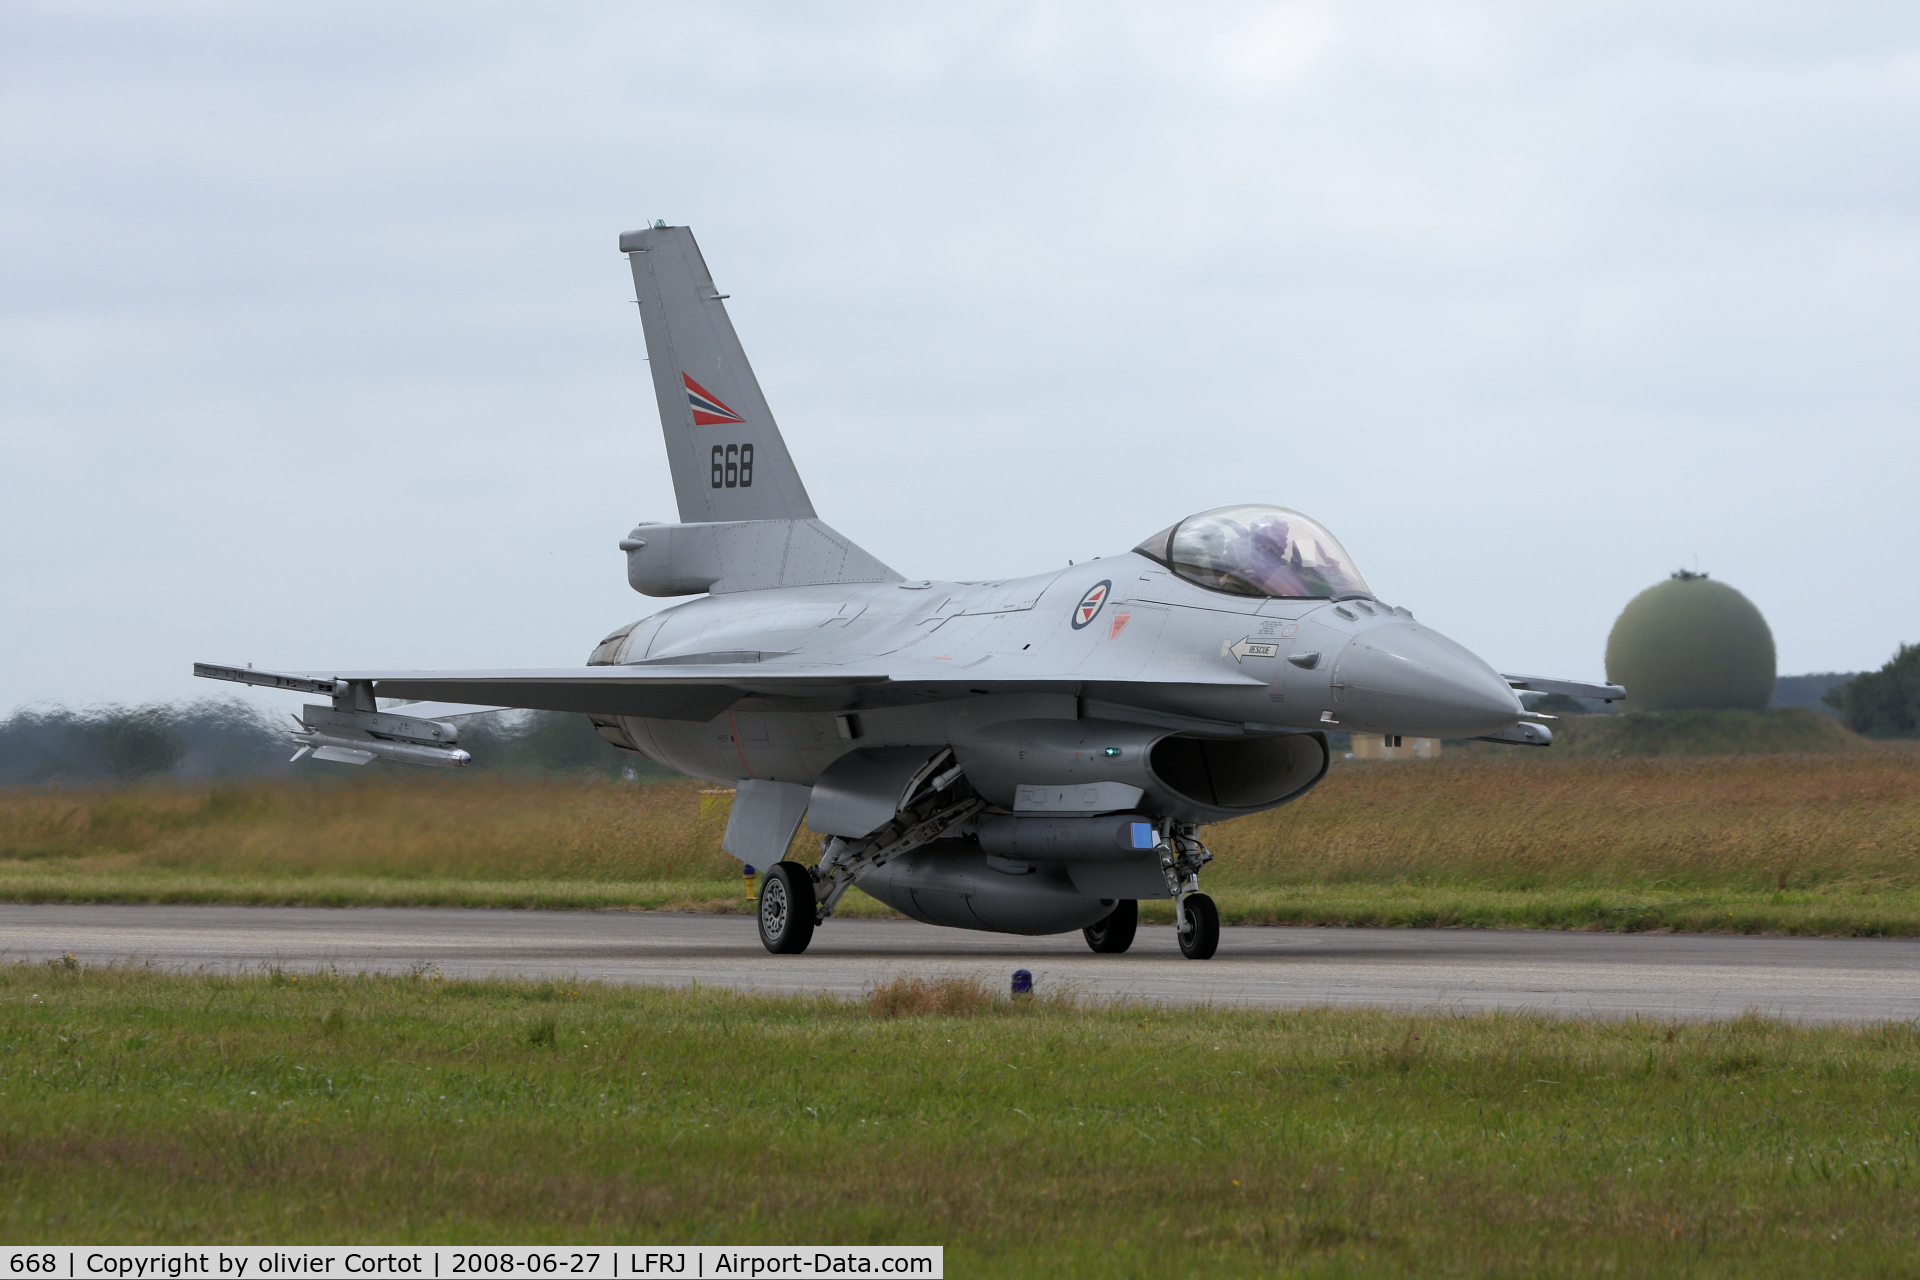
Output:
(4, 1), (1916, 717)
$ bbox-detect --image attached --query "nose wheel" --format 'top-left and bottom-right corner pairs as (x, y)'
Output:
(1177, 892), (1220, 960)
(1161, 823), (1219, 960)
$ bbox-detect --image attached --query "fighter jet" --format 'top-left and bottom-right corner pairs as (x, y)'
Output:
(196, 224), (1622, 958)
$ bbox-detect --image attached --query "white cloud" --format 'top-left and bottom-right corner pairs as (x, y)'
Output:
(2, 0), (1917, 713)
(1208, 2), (1341, 91)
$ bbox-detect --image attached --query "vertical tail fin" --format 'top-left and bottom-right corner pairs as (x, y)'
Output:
(621, 225), (817, 524)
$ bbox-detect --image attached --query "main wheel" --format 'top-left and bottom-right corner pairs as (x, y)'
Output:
(1178, 892), (1220, 960)
(1083, 900), (1138, 953)
(757, 861), (816, 955)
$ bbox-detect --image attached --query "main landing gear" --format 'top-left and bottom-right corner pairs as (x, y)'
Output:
(1082, 899), (1139, 953)
(756, 798), (1222, 961)
(757, 861), (816, 954)
(757, 752), (982, 956)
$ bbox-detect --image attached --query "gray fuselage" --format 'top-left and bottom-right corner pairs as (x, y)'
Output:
(595, 551), (1521, 825)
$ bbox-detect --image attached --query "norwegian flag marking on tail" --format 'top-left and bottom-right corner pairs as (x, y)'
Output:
(684, 373), (745, 425)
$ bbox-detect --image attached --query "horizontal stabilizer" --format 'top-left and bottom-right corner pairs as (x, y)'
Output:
(1503, 674), (1626, 703)
(622, 518), (898, 596)
(381, 701), (510, 721)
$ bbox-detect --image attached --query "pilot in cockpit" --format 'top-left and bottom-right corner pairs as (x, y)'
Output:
(1240, 513), (1312, 597)
(1137, 503), (1370, 600)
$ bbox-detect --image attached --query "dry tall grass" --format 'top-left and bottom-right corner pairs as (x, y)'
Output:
(1, 749), (1915, 898)
(1212, 750), (1920, 890)
(865, 974), (1002, 1017)
(0, 778), (742, 881)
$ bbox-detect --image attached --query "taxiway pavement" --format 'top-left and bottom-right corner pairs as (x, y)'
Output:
(3, 903), (1916, 1023)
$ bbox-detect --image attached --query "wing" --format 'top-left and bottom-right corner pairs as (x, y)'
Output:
(196, 661), (887, 722)
(194, 660), (1265, 722)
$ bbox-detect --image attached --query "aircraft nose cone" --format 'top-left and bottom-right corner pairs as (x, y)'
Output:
(1331, 621), (1523, 738)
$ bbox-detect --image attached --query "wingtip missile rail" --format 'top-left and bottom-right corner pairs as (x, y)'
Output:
(194, 661), (344, 697)
(193, 662), (473, 769)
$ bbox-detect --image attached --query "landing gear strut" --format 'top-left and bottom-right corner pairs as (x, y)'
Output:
(1163, 823), (1219, 960)
(757, 751), (981, 956)
(808, 753), (981, 932)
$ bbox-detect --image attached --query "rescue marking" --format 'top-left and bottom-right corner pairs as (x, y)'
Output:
(683, 373), (745, 425)
(1108, 611), (1131, 640)
(1229, 637), (1281, 663)
(1071, 581), (1112, 630)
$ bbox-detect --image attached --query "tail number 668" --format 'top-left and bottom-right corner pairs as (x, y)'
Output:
(710, 443), (754, 489)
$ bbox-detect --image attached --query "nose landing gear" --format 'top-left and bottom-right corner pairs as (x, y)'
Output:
(1177, 892), (1220, 960)
(1163, 824), (1219, 960)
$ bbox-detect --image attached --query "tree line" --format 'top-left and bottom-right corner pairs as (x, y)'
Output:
(1826, 644), (1920, 738)
(0, 701), (681, 786)
(7, 645), (1915, 788)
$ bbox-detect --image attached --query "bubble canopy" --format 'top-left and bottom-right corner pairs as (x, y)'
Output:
(1133, 505), (1372, 600)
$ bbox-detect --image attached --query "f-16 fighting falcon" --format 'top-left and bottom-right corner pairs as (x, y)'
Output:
(197, 224), (1623, 958)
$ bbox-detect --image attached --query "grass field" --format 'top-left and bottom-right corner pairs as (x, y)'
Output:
(1, 746), (1917, 933)
(1, 962), (1915, 1273)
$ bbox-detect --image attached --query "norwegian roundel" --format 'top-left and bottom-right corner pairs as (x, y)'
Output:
(1071, 580), (1113, 630)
